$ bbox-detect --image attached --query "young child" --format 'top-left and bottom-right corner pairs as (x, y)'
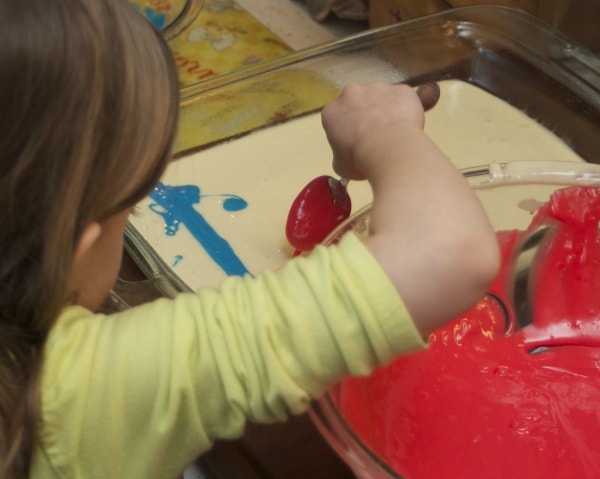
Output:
(0, 1), (499, 478)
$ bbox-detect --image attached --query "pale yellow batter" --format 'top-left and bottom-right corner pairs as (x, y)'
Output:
(129, 80), (585, 290)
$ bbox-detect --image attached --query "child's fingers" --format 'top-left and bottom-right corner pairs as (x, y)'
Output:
(323, 82), (440, 180)
(332, 153), (366, 181)
(415, 81), (440, 112)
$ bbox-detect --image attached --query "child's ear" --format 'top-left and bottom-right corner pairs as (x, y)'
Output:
(73, 222), (102, 263)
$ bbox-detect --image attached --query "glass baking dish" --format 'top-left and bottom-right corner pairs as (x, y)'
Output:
(99, 7), (600, 478)
(175, 5), (600, 158)
(129, 0), (203, 39)
(112, 5), (600, 307)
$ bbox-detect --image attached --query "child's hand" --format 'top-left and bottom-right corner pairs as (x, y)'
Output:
(321, 83), (426, 181)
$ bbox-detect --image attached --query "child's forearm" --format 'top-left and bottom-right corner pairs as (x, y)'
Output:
(321, 82), (500, 338)
(360, 126), (500, 337)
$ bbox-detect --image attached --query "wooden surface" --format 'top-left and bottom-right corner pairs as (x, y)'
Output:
(202, 414), (355, 478)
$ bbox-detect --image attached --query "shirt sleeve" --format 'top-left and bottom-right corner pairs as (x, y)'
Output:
(35, 232), (425, 479)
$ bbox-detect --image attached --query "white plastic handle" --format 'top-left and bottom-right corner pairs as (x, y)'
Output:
(469, 161), (600, 189)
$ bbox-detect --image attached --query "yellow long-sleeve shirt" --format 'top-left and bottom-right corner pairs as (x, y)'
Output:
(32, 233), (425, 478)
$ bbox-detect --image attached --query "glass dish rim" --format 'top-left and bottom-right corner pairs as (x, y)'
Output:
(178, 4), (600, 103)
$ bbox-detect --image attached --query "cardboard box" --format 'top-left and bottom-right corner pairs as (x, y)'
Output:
(369, 0), (600, 51)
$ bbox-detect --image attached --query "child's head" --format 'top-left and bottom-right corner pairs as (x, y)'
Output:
(0, 0), (179, 325)
(0, 0), (179, 475)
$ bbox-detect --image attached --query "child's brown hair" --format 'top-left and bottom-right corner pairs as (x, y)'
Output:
(0, 0), (179, 476)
